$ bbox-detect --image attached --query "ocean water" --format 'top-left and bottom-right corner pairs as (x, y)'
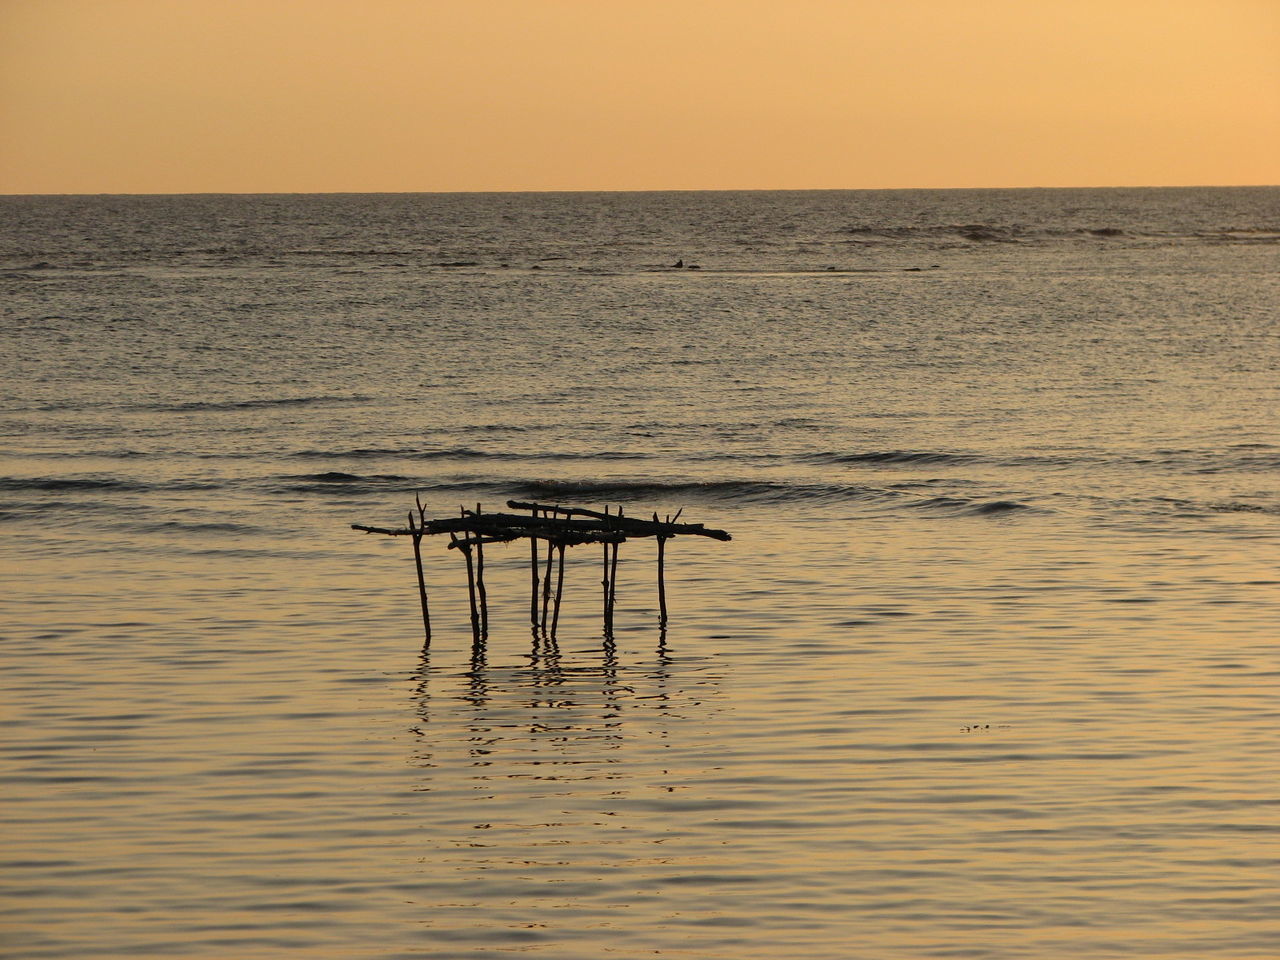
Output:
(1, 188), (1277, 958)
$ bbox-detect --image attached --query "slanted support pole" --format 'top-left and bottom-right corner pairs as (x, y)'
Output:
(540, 508), (558, 635)
(409, 509), (431, 646)
(551, 542), (566, 638)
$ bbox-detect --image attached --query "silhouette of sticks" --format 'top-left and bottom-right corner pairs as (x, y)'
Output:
(352, 497), (730, 648)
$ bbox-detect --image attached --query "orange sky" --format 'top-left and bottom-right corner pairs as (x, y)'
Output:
(1, 0), (1277, 194)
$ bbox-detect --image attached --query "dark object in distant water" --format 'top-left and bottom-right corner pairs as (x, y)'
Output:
(672, 258), (684, 268)
(352, 498), (731, 651)
(432, 261), (480, 267)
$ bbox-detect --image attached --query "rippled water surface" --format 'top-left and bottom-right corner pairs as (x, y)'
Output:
(2, 189), (1278, 958)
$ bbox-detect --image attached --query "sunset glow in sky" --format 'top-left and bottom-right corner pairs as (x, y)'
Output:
(2, 0), (1277, 194)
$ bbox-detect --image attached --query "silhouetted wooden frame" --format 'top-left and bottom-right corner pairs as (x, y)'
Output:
(353, 498), (730, 648)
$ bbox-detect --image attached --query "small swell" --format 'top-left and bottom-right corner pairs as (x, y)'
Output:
(806, 450), (978, 466)
(496, 478), (896, 506)
(0, 476), (146, 492)
(971, 500), (1032, 515)
(137, 395), (372, 413)
(136, 520), (258, 534)
(288, 447), (652, 462)
(1197, 453), (1280, 473)
(273, 472), (413, 493)
(908, 496), (1034, 516)
(1154, 496), (1280, 517)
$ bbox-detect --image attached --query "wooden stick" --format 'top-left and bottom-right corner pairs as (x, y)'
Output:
(551, 541), (566, 639)
(409, 510), (431, 646)
(505, 501), (731, 541)
(607, 507), (621, 631)
(529, 507), (540, 626)
(355, 514), (645, 543)
(540, 509), (557, 635)
(474, 503), (488, 637)
(600, 506), (611, 627)
(446, 533), (519, 549)
(656, 535), (668, 624)
(453, 533), (481, 641)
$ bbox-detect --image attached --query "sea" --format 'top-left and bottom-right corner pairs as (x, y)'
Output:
(1, 187), (1277, 959)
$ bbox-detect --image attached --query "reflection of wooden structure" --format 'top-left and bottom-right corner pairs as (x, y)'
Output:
(353, 498), (731, 647)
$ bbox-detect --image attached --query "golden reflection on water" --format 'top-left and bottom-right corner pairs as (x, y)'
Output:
(3, 498), (1278, 958)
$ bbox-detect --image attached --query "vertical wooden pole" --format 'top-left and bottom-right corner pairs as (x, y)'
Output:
(608, 508), (621, 629)
(409, 511), (431, 646)
(656, 535), (668, 624)
(540, 509), (557, 634)
(455, 535), (480, 643)
(607, 540), (619, 632)
(601, 539), (610, 628)
(475, 538), (488, 637)
(474, 504), (488, 637)
(600, 506), (610, 630)
(551, 542), (566, 639)
(529, 508), (540, 627)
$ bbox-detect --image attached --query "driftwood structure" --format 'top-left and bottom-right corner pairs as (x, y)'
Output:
(352, 498), (731, 647)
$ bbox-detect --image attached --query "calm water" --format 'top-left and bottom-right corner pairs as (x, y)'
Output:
(2, 189), (1278, 958)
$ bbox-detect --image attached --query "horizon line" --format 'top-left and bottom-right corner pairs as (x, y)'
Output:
(3, 183), (1277, 199)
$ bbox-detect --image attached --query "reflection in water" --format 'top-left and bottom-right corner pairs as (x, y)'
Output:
(402, 632), (728, 955)
(410, 628), (696, 765)
(405, 629), (724, 931)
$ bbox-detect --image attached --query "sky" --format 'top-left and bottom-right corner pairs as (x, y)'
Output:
(1, 0), (1277, 194)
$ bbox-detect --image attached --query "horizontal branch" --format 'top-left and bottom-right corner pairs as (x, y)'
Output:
(506, 500), (731, 541)
(352, 523), (412, 536)
(353, 519), (628, 546)
(353, 503), (730, 544)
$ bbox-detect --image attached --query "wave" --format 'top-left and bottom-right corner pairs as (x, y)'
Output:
(905, 496), (1035, 516)
(805, 450), (980, 466)
(840, 223), (1090, 244)
(837, 222), (1280, 246)
(285, 472), (1043, 517)
(276, 472), (902, 505)
(134, 395), (372, 413)
(0, 475), (222, 494)
(134, 520), (260, 534)
(287, 446), (653, 462)
(1153, 496), (1280, 518)
(809, 447), (1280, 474)
(494, 477), (903, 506)
(0, 476), (148, 492)
(273, 471), (415, 493)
